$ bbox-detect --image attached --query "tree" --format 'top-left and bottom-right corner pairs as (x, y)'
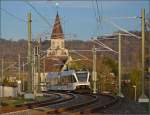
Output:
(122, 69), (141, 100)
(103, 57), (118, 76)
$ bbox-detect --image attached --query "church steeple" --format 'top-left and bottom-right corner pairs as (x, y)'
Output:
(47, 12), (68, 57)
(51, 12), (64, 39)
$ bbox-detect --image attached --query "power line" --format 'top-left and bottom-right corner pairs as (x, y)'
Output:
(95, 0), (102, 25)
(92, 0), (103, 36)
(25, 1), (51, 27)
(92, 0), (100, 36)
(104, 16), (139, 19)
(0, 8), (27, 23)
(70, 50), (92, 62)
(103, 17), (141, 39)
(91, 38), (118, 54)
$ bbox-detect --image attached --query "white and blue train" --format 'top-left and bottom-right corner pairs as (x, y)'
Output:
(45, 70), (90, 91)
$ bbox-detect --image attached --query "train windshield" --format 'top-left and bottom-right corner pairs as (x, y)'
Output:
(76, 72), (88, 82)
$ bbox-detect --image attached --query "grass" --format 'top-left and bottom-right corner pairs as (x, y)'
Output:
(1, 96), (49, 107)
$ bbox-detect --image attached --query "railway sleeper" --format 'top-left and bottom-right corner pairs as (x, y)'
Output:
(81, 96), (119, 114)
(47, 95), (98, 114)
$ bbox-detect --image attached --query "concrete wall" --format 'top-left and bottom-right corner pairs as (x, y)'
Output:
(0, 86), (18, 97)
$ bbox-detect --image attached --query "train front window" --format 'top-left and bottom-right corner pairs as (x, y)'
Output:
(76, 72), (88, 82)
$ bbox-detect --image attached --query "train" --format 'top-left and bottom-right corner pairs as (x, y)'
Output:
(44, 70), (91, 91)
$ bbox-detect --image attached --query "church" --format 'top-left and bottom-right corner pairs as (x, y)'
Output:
(44, 12), (70, 72)
(36, 12), (71, 91)
(47, 12), (69, 57)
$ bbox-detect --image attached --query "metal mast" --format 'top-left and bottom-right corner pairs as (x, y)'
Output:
(27, 12), (32, 93)
(0, 58), (4, 107)
(1, 58), (4, 83)
(33, 46), (37, 96)
(22, 62), (25, 91)
(138, 8), (149, 102)
(92, 45), (97, 94)
(37, 39), (41, 93)
(18, 54), (21, 94)
(18, 54), (21, 81)
(118, 33), (124, 97)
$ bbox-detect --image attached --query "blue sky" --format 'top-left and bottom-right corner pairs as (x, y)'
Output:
(0, 0), (149, 41)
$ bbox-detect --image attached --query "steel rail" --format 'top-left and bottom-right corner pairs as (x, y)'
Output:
(46, 93), (98, 114)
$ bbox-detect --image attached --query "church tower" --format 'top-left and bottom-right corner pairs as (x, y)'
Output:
(47, 12), (68, 57)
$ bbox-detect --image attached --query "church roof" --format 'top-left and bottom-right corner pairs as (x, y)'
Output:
(43, 56), (68, 72)
(51, 12), (64, 39)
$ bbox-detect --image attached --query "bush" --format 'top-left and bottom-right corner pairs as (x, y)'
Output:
(1, 102), (8, 106)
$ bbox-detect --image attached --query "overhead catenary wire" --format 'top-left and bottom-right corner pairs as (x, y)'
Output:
(3, 63), (17, 71)
(91, 38), (118, 54)
(104, 16), (139, 20)
(103, 17), (141, 39)
(95, 0), (102, 25)
(25, 1), (51, 27)
(92, 0), (103, 36)
(92, 0), (141, 39)
(0, 8), (27, 23)
(95, 39), (118, 53)
(69, 50), (92, 62)
(70, 49), (113, 52)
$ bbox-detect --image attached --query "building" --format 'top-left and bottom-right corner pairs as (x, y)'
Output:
(38, 12), (71, 91)
(43, 12), (70, 72)
(0, 83), (18, 97)
(47, 12), (69, 57)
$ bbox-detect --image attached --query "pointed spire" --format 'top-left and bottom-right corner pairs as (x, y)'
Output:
(51, 12), (64, 39)
(56, 11), (59, 17)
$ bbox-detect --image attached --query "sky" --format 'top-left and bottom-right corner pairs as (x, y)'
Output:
(0, 0), (149, 41)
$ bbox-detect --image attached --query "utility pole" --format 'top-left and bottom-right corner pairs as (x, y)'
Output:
(1, 58), (4, 83)
(0, 58), (4, 107)
(118, 33), (124, 97)
(37, 39), (41, 93)
(18, 54), (21, 81)
(33, 46), (37, 96)
(22, 62), (25, 91)
(18, 54), (21, 94)
(138, 8), (149, 102)
(1, 58), (4, 98)
(43, 56), (46, 76)
(27, 12), (32, 93)
(92, 45), (97, 94)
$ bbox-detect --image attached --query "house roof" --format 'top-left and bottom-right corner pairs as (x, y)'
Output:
(43, 56), (68, 72)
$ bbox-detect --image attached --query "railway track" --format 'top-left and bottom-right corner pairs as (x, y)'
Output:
(32, 92), (75, 108)
(78, 94), (119, 114)
(40, 92), (119, 114)
(1, 92), (119, 115)
(1, 92), (75, 114)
